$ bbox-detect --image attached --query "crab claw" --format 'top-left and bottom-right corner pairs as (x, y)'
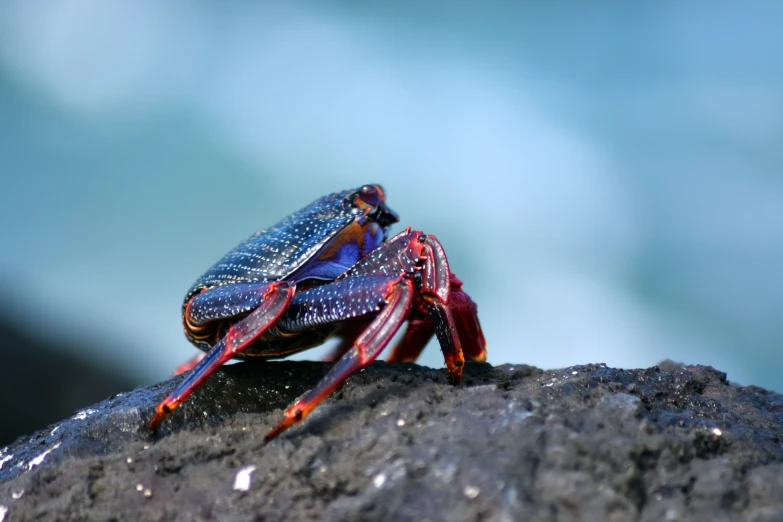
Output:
(448, 275), (487, 363)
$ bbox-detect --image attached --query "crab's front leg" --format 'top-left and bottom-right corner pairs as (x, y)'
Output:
(416, 233), (467, 384)
(264, 275), (414, 440)
(149, 281), (295, 430)
(381, 232), (480, 384)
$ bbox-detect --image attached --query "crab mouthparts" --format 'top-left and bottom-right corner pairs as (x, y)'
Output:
(375, 202), (399, 228)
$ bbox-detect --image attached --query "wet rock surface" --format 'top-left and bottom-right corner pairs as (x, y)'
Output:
(1, 360), (782, 522)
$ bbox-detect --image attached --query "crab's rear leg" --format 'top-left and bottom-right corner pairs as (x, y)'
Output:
(386, 314), (434, 363)
(149, 281), (295, 430)
(174, 353), (206, 376)
(265, 276), (414, 440)
(321, 319), (372, 362)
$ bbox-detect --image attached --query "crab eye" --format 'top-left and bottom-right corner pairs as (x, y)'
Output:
(358, 185), (381, 207)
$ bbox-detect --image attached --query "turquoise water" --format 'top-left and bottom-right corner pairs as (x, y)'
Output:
(0, 2), (781, 390)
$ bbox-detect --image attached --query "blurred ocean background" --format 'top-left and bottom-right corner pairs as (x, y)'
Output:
(1, 2), (781, 442)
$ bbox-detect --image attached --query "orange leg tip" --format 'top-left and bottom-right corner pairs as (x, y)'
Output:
(264, 405), (307, 441)
(471, 349), (488, 364)
(446, 365), (463, 385)
(443, 351), (465, 385)
(264, 415), (296, 442)
(148, 415), (163, 431)
(263, 423), (288, 442)
(149, 401), (176, 431)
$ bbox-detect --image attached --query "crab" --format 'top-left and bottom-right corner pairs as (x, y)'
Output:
(149, 184), (487, 440)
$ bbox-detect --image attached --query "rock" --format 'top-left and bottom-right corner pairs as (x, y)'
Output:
(0, 361), (782, 521)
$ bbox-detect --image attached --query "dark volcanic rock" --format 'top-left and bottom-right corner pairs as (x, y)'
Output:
(1, 361), (782, 521)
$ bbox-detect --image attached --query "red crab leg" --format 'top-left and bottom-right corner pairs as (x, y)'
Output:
(322, 228), (467, 381)
(417, 234), (466, 384)
(149, 281), (295, 430)
(386, 316), (434, 363)
(265, 277), (414, 440)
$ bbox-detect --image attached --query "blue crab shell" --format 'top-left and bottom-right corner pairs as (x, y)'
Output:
(184, 187), (395, 309)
